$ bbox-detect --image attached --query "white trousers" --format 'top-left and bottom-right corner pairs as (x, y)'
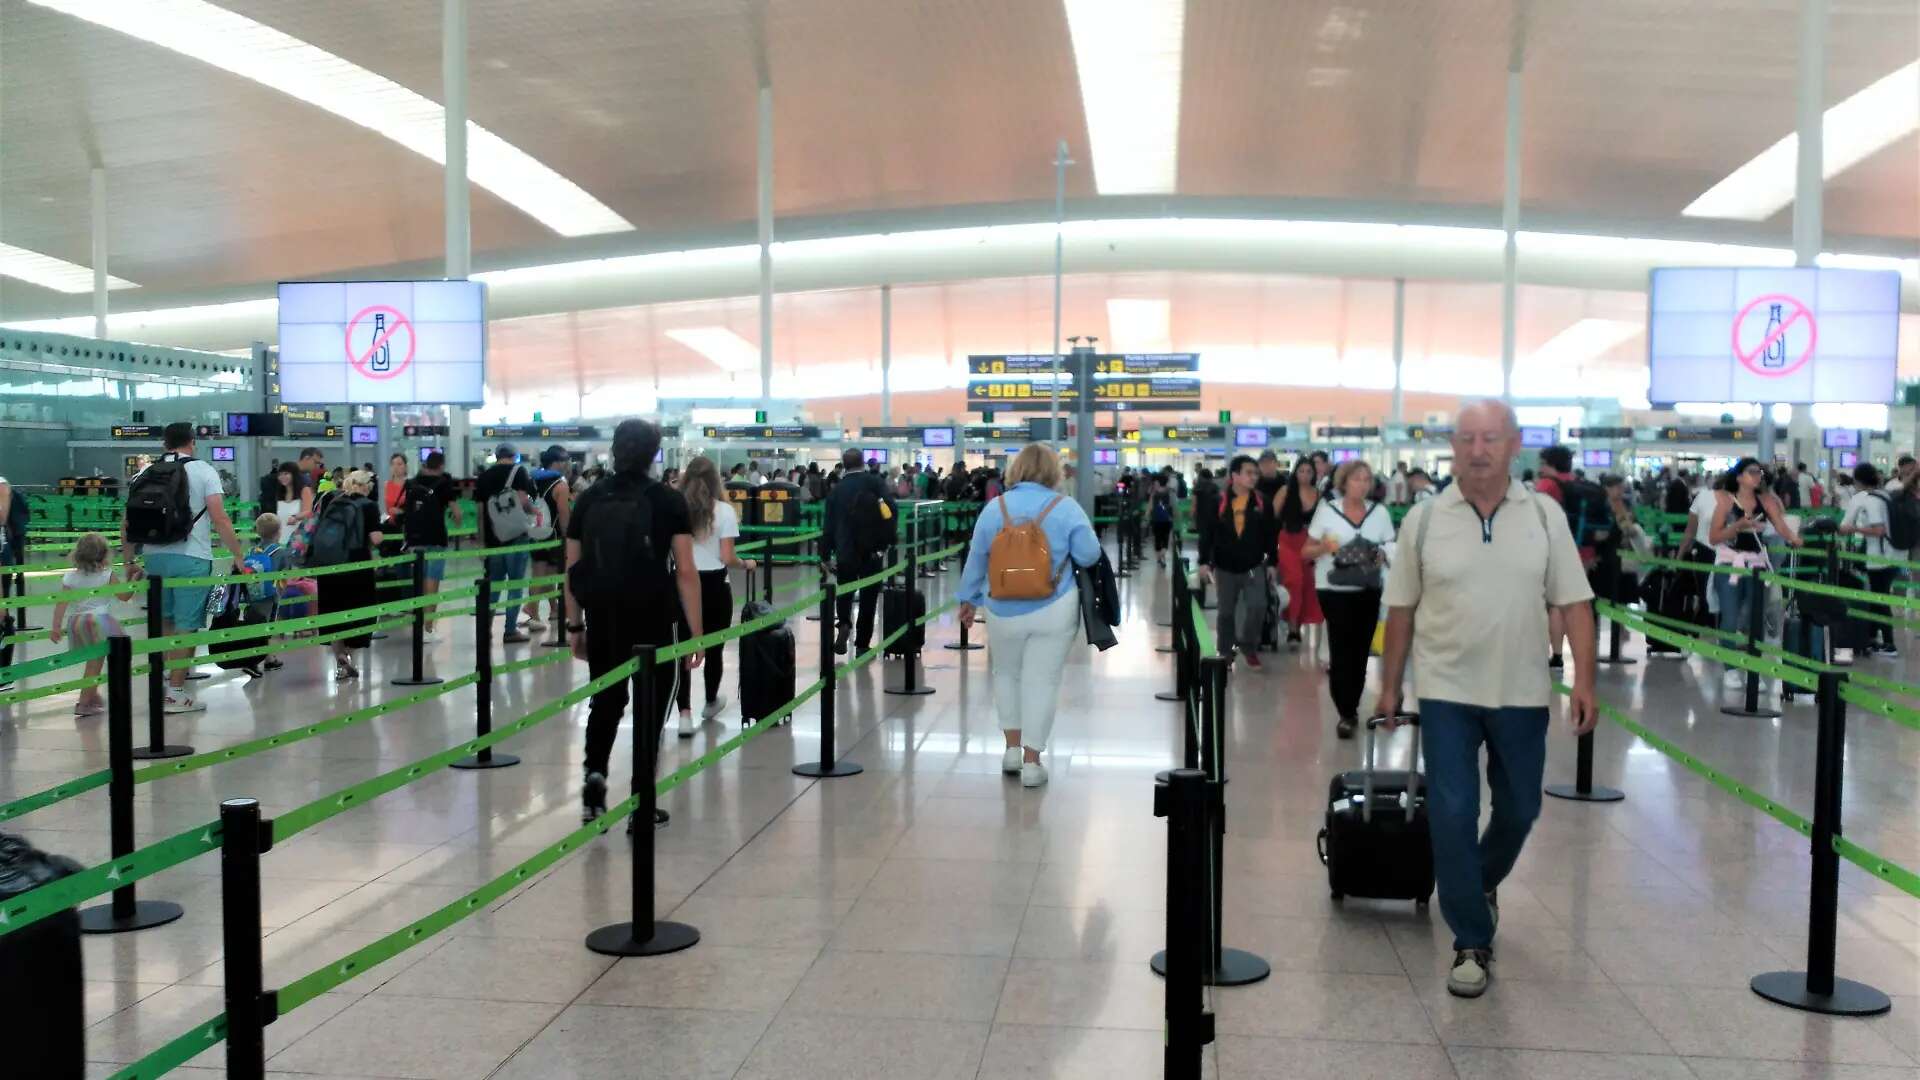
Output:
(989, 590), (1081, 752)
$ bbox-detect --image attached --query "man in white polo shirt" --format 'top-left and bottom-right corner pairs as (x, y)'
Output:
(1377, 399), (1598, 1000)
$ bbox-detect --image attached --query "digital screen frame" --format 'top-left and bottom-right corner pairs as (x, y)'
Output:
(277, 280), (488, 406)
(1822, 428), (1860, 449)
(1581, 449), (1613, 468)
(1233, 426), (1268, 448)
(417, 446), (442, 463)
(349, 425), (381, 445)
(1839, 450), (1860, 468)
(1093, 448), (1119, 465)
(921, 427), (955, 448)
(210, 446), (236, 462)
(1519, 426), (1556, 449)
(862, 448), (890, 465)
(1648, 267), (1900, 405)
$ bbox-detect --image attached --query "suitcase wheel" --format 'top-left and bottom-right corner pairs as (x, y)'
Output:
(1315, 828), (1329, 867)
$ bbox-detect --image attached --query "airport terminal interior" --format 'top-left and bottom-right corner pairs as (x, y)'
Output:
(2, 1), (1920, 1078)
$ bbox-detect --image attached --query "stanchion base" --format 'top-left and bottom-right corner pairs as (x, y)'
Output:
(130, 744), (194, 760)
(1545, 783), (1625, 803)
(793, 759), (864, 778)
(450, 751), (521, 770)
(1154, 689), (1182, 702)
(885, 684), (937, 696)
(79, 899), (184, 935)
(805, 613), (822, 622)
(1721, 705), (1784, 719)
(1155, 643), (1175, 653)
(392, 676), (446, 687)
(1594, 657), (1639, 666)
(370, 632), (390, 641)
(1750, 971), (1892, 1016)
(1149, 946), (1272, 987)
(584, 919), (700, 957)
(13, 622), (41, 633)
(943, 641), (984, 651)
(184, 672), (211, 682)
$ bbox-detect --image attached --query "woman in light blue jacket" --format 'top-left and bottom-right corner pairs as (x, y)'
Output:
(958, 443), (1103, 788)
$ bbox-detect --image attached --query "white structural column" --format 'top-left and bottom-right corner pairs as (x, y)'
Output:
(1499, 67), (1522, 401)
(1764, 0), (1825, 467)
(1049, 139), (1069, 445)
(443, 0), (472, 474)
(90, 167), (108, 339)
(880, 284), (893, 426)
(758, 85), (775, 409)
(1389, 277), (1406, 426)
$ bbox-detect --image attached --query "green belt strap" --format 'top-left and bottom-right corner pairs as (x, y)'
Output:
(1837, 683), (1920, 735)
(1598, 602), (1818, 690)
(0, 769), (111, 825)
(141, 584), (480, 654)
(0, 818), (222, 939)
(1761, 571), (1920, 614)
(268, 658), (637, 844)
(1626, 606), (1746, 645)
(424, 538), (561, 563)
(102, 1014), (229, 1080)
(0, 642), (109, 686)
(1832, 836), (1920, 900)
(838, 559), (906, 595)
(160, 552), (414, 590)
(1624, 553), (1756, 577)
(0, 578), (136, 611)
(658, 589), (823, 662)
(914, 597), (962, 627)
(833, 619), (913, 680)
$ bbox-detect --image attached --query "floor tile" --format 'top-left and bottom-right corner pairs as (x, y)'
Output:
(734, 1011), (990, 1080)
(783, 949), (1009, 1022)
(829, 896), (1025, 956)
(489, 1004), (770, 1080)
(1215, 1035), (1457, 1079)
(1447, 1045), (1695, 1078)
(268, 993), (562, 1078)
(1619, 985), (1912, 1066)
(372, 935), (615, 1003)
(575, 944), (819, 1012)
(1212, 971), (1437, 1044)
(1414, 976), (1672, 1055)
(994, 957), (1165, 1031)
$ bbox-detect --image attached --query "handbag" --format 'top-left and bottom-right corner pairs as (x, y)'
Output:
(1328, 536), (1385, 589)
(1074, 562), (1117, 651)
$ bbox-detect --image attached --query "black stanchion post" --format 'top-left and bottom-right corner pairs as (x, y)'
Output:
(131, 575), (190, 759)
(1545, 722), (1625, 803)
(219, 798), (275, 1080)
(886, 543), (936, 697)
(79, 637), (184, 934)
(1155, 767), (1215, 1080)
(1154, 657), (1270, 986)
(795, 580), (863, 778)
(1723, 572), (1782, 719)
(392, 550), (442, 686)
(453, 576), (518, 770)
(1156, 555), (1183, 645)
(762, 541), (774, 604)
(586, 645), (701, 957)
(1155, 569), (1190, 703)
(1595, 555), (1636, 666)
(1752, 670), (1890, 1015)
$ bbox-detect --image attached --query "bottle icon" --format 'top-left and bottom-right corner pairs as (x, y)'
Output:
(1762, 303), (1786, 368)
(370, 313), (392, 371)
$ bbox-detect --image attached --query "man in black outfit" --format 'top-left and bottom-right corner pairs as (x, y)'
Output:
(823, 446), (896, 655)
(565, 420), (704, 827)
(474, 444), (539, 643)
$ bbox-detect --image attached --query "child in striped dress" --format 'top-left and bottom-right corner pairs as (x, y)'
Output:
(49, 533), (131, 716)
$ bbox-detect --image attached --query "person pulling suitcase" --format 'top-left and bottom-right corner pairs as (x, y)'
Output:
(671, 457), (758, 736)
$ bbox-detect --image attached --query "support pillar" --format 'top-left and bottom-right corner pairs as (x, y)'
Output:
(443, 0), (472, 476)
(1049, 139), (1069, 445)
(880, 284), (892, 427)
(91, 168), (109, 340)
(758, 85), (774, 409)
(1388, 277), (1405, 427)
(1499, 68), (1522, 403)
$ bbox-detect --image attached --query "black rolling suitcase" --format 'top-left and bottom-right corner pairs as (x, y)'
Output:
(1317, 715), (1432, 906)
(1259, 581), (1283, 651)
(738, 600), (796, 724)
(0, 833), (84, 1078)
(205, 587), (263, 672)
(882, 585), (925, 657)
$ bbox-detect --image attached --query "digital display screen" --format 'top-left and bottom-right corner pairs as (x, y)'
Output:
(1093, 449), (1118, 464)
(210, 445), (236, 462)
(863, 449), (889, 465)
(1329, 449), (1362, 463)
(1839, 451), (1859, 468)
(1233, 426), (1268, 448)
(1648, 267), (1900, 404)
(278, 280), (488, 405)
(1519, 426), (1556, 449)
(418, 446), (441, 463)
(921, 427), (955, 448)
(1822, 428), (1860, 449)
(224, 412), (286, 438)
(349, 425), (380, 445)
(1582, 449), (1613, 468)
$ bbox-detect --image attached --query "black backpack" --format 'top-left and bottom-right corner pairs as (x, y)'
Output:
(124, 457), (203, 546)
(1874, 490), (1920, 551)
(569, 479), (671, 606)
(305, 494), (366, 568)
(401, 478), (445, 546)
(847, 483), (896, 557)
(1558, 478), (1614, 549)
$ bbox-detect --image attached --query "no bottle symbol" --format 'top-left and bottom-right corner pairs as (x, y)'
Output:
(344, 305), (416, 381)
(1731, 293), (1816, 379)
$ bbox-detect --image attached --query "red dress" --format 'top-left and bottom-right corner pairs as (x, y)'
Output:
(1275, 526), (1323, 628)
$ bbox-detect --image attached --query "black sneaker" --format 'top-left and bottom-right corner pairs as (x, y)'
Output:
(1286, 629), (1302, 647)
(1336, 714), (1358, 739)
(1548, 654), (1564, 670)
(582, 770), (607, 824)
(242, 663), (265, 680)
(627, 807), (669, 837)
(833, 631), (849, 656)
(502, 631), (530, 644)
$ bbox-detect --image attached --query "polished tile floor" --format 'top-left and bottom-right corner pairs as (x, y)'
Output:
(4, 548), (1918, 1079)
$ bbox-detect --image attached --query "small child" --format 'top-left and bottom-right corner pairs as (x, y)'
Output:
(243, 514), (292, 675)
(49, 533), (130, 716)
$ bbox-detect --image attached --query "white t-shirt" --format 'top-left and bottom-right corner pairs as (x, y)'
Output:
(1689, 486), (1719, 548)
(1307, 499), (1397, 592)
(62, 567), (113, 619)
(1845, 489), (1893, 558)
(138, 455), (223, 562)
(690, 499), (740, 572)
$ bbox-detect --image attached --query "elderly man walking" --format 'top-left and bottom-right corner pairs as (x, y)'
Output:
(1377, 399), (1599, 999)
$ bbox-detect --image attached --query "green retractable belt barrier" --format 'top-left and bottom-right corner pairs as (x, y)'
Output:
(0, 819), (221, 937)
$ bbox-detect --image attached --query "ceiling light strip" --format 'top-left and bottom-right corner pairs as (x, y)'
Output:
(1062, 0), (1185, 195)
(0, 242), (137, 294)
(28, 0), (631, 237)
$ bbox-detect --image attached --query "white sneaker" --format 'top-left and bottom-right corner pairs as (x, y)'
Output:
(421, 628), (439, 643)
(1021, 761), (1048, 788)
(1002, 747), (1023, 774)
(702, 695), (728, 721)
(1722, 668), (1746, 691)
(163, 693), (204, 714)
(1834, 648), (1856, 666)
(1447, 949), (1491, 998)
(677, 710), (695, 738)
(524, 617), (548, 631)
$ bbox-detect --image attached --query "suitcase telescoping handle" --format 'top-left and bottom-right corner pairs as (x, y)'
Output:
(1360, 713), (1421, 825)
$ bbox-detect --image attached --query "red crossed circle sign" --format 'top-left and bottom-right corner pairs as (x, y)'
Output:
(343, 305), (416, 381)
(1731, 293), (1817, 379)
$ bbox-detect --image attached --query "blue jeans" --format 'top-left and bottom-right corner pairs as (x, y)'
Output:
(486, 550), (530, 634)
(1420, 699), (1549, 951)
